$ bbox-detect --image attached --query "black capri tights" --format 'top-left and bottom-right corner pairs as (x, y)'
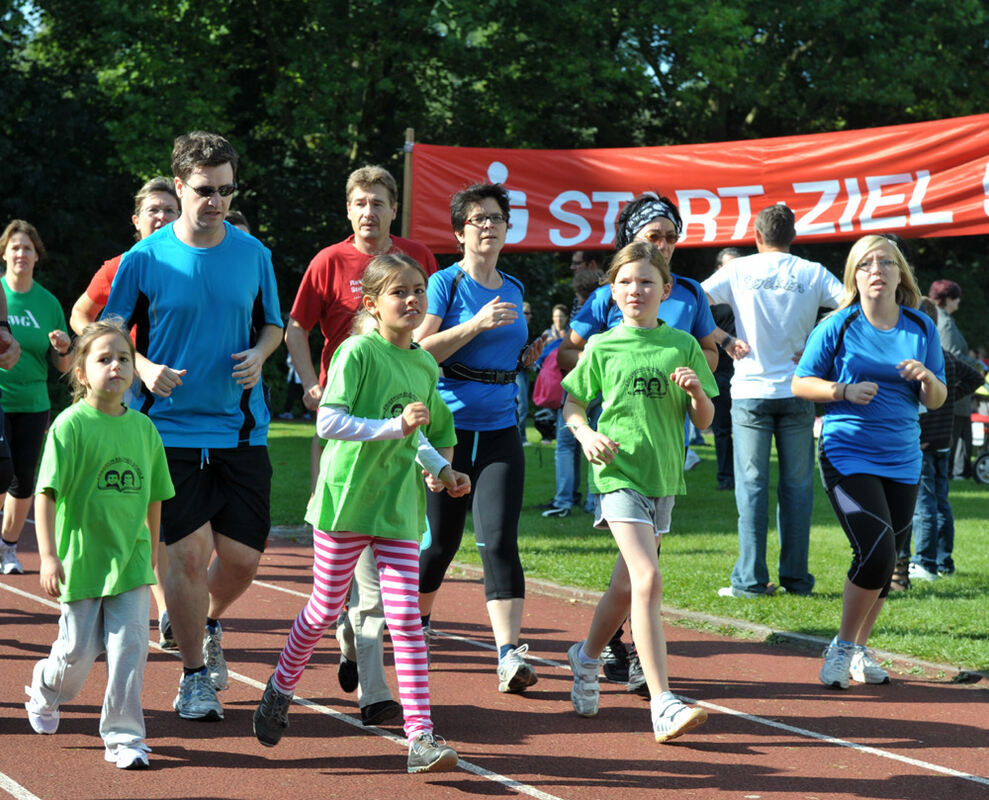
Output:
(824, 471), (918, 597)
(419, 426), (526, 601)
(2, 410), (49, 499)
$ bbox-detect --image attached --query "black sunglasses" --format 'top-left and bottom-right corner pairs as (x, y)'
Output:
(185, 181), (238, 198)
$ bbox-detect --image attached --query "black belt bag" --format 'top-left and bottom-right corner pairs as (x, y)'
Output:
(440, 363), (518, 385)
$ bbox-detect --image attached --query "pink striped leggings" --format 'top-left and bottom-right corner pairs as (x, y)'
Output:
(272, 531), (431, 738)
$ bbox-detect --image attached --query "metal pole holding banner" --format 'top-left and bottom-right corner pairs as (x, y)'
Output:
(402, 128), (414, 238)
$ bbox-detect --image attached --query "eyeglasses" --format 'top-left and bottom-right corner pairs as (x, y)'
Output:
(638, 230), (679, 246)
(466, 213), (508, 227)
(185, 181), (238, 198)
(141, 205), (179, 218)
(855, 257), (896, 273)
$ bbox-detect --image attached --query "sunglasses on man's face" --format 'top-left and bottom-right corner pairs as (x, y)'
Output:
(185, 181), (238, 198)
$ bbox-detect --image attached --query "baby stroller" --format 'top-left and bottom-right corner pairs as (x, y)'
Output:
(971, 382), (989, 484)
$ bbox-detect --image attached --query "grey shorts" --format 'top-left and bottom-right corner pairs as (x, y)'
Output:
(594, 489), (675, 535)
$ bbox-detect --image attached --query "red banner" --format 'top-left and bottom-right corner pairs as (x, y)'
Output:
(409, 114), (989, 253)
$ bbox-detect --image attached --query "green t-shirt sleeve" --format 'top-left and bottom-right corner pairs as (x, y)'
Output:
(424, 385), (456, 448)
(34, 424), (65, 499)
(561, 344), (601, 405)
(686, 338), (719, 399)
(147, 426), (175, 503)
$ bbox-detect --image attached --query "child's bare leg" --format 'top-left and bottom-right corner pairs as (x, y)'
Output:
(583, 557), (632, 658)
(608, 520), (668, 697)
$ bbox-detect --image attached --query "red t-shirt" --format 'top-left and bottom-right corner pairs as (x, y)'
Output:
(289, 235), (438, 386)
(85, 254), (123, 308)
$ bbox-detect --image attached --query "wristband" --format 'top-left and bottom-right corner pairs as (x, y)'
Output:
(840, 383), (847, 400)
(0, 320), (9, 331)
(721, 334), (733, 350)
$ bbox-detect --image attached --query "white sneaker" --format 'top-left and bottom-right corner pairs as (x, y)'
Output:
(2, 545), (24, 575)
(567, 642), (600, 717)
(820, 637), (854, 689)
(652, 693), (707, 742)
(850, 645), (890, 684)
(203, 623), (229, 690)
(908, 562), (938, 582)
(25, 661), (59, 734)
(497, 644), (538, 693)
(684, 450), (701, 471)
(105, 744), (150, 769)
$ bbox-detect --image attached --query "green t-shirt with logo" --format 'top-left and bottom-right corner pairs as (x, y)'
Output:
(0, 277), (68, 412)
(562, 322), (718, 498)
(35, 402), (175, 602)
(306, 330), (456, 540)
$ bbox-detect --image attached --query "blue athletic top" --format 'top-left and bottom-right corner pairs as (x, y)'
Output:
(426, 263), (527, 431)
(795, 304), (945, 482)
(103, 222), (283, 448)
(570, 274), (716, 341)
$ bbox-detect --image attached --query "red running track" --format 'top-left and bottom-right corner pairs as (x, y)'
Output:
(0, 534), (986, 800)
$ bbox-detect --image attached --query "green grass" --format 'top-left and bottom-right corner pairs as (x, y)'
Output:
(268, 420), (989, 672)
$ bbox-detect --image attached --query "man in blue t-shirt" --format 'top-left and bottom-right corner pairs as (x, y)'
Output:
(104, 131), (283, 723)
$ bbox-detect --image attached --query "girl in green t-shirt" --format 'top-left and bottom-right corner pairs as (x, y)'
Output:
(254, 254), (471, 774)
(562, 241), (716, 744)
(26, 318), (174, 770)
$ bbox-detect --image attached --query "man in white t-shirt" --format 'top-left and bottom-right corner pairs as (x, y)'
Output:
(702, 204), (844, 598)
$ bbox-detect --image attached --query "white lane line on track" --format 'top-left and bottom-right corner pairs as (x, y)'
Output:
(5, 578), (986, 794)
(252, 578), (989, 786)
(0, 580), (567, 800)
(0, 773), (43, 800)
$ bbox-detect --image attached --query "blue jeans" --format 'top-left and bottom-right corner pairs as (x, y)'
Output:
(909, 449), (954, 572)
(730, 397), (816, 595)
(712, 370), (734, 488)
(552, 409), (582, 509)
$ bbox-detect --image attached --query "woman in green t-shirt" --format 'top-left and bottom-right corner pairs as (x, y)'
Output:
(0, 220), (72, 575)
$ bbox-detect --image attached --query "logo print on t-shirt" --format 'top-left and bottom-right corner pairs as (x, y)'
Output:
(97, 458), (145, 493)
(627, 368), (668, 399)
(383, 391), (420, 419)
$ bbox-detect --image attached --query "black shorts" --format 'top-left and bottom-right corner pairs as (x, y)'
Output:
(162, 446), (272, 552)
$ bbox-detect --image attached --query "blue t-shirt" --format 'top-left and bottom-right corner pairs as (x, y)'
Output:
(795, 305), (945, 482)
(103, 222), (283, 448)
(427, 263), (527, 431)
(570, 274), (716, 341)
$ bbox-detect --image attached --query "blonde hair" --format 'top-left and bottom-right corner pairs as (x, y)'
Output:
(606, 240), (671, 287)
(351, 253), (428, 334)
(69, 317), (135, 402)
(836, 234), (921, 311)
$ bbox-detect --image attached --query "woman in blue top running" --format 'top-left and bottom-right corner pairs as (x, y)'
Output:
(414, 183), (544, 695)
(793, 234), (945, 690)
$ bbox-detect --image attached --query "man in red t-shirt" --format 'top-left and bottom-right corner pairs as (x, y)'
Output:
(285, 165), (438, 410)
(284, 164), (438, 728)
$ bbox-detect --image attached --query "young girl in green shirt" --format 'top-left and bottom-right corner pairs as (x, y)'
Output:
(562, 241), (717, 743)
(26, 318), (174, 769)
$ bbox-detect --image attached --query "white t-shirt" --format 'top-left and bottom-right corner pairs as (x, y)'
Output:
(702, 251), (844, 399)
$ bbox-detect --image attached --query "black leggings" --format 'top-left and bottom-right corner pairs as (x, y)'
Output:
(823, 465), (918, 597)
(419, 426), (526, 601)
(3, 410), (49, 498)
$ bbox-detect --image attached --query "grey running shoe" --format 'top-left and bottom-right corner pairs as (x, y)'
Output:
(407, 732), (459, 773)
(820, 637), (854, 689)
(203, 623), (229, 690)
(254, 675), (292, 746)
(173, 671), (223, 721)
(1, 545), (23, 575)
(497, 644), (539, 693)
(158, 611), (177, 650)
(850, 645), (890, 684)
(567, 642), (600, 717)
(652, 695), (708, 743)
